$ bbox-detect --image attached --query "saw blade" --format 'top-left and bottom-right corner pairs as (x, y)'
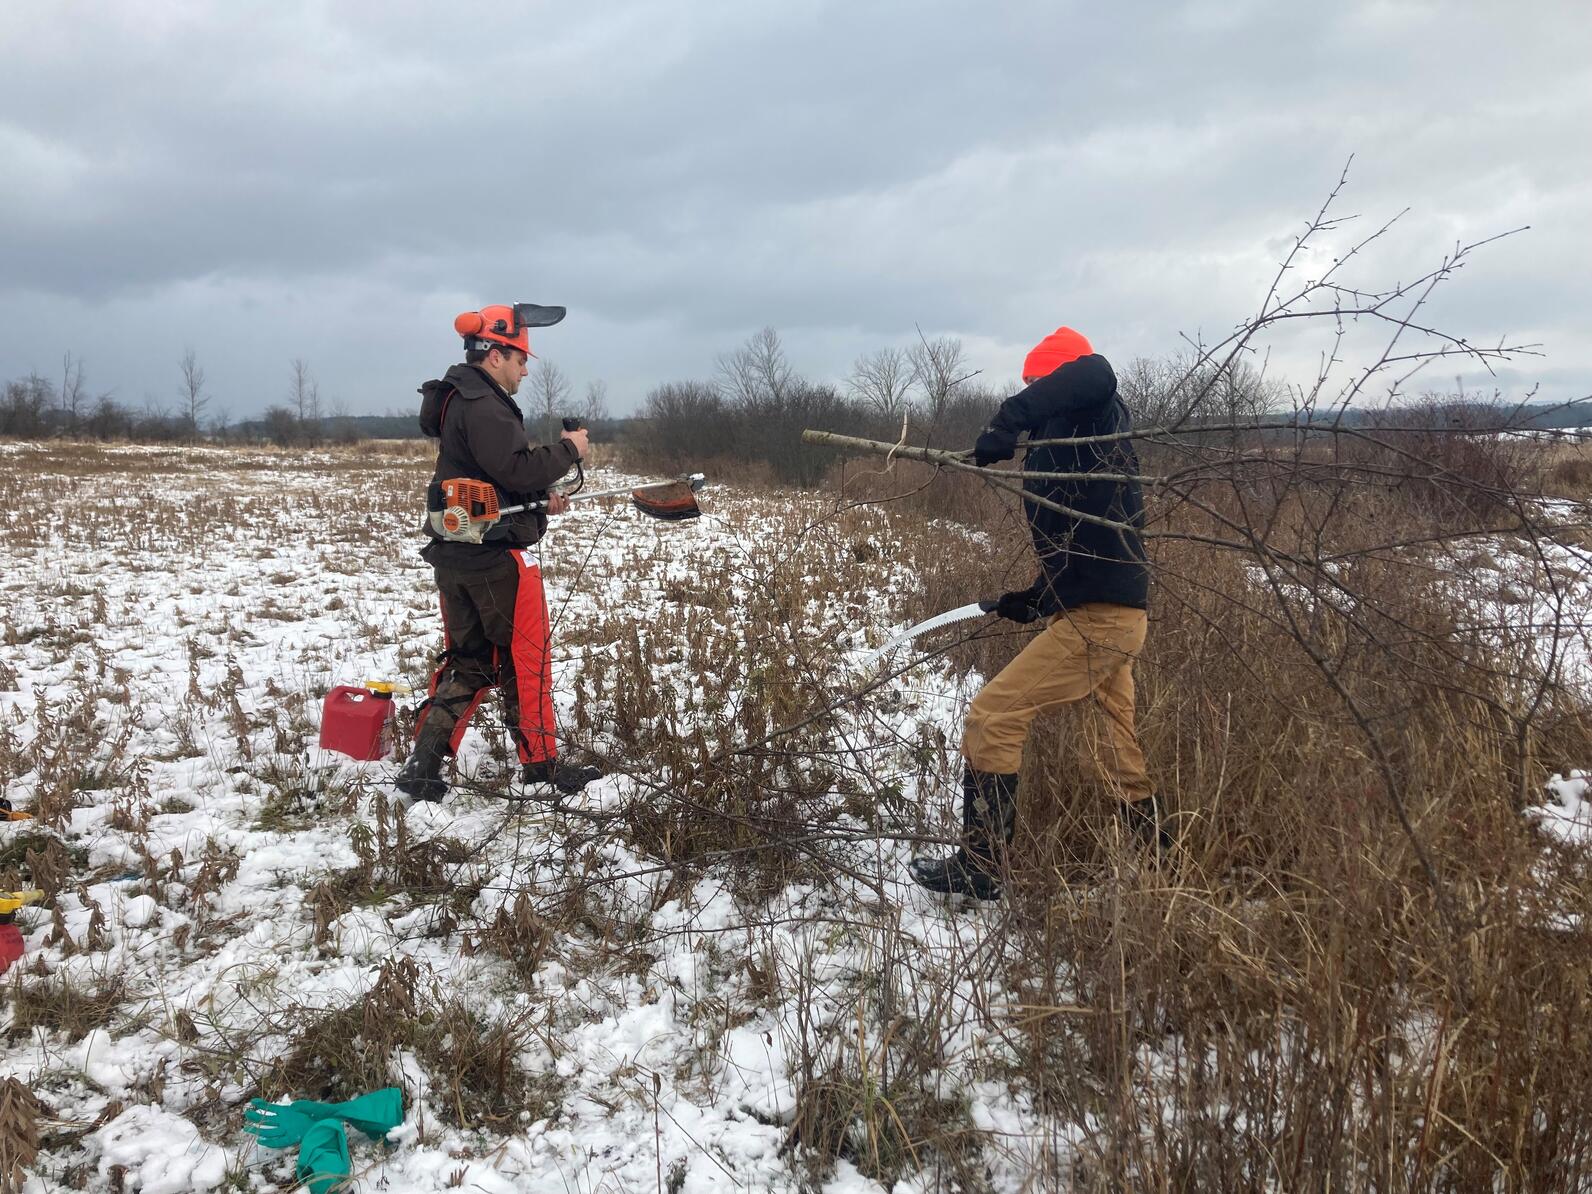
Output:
(862, 602), (990, 668)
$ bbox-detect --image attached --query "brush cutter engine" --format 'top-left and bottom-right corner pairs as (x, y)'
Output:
(428, 478), (503, 544)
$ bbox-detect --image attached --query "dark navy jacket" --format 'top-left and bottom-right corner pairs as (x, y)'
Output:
(973, 354), (1148, 611)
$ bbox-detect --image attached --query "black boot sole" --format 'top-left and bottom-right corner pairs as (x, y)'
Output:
(394, 777), (447, 803)
(908, 856), (1003, 901)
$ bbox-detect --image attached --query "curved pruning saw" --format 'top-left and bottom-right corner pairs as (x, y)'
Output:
(862, 600), (996, 668)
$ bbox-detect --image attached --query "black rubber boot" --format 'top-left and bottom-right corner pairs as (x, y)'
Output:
(909, 769), (1018, 900)
(1118, 793), (1175, 856)
(520, 758), (605, 795)
(394, 730), (450, 804)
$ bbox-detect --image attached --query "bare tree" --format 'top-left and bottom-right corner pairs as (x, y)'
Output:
(642, 381), (723, 469)
(0, 374), (54, 437)
(288, 359), (321, 445)
(581, 379), (610, 425)
(60, 352), (89, 432)
(847, 346), (914, 422)
(717, 327), (795, 409)
(178, 349), (209, 440)
(1120, 351), (1284, 431)
(528, 358), (571, 442)
(907, 334), (971, 430)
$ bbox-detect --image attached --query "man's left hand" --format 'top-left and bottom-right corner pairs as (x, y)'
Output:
(971, 431), (1014, 467)
(546, 492), (571, 516)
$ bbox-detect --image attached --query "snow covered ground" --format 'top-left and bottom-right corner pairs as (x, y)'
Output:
(0, 441), (1049, 1193)
(2, 439), (1589, 1193)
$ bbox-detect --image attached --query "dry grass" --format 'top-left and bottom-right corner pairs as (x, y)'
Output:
(1535, 441), (1592, 501)
(848, 434), (1592, 1190)
(2, 435), (1591, 1190)
(5, 975), (129, 1044)
(0, 1078), (45, 1194)
(261, 957), (565, 1131)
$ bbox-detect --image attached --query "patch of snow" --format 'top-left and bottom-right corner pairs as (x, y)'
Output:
(93, 1104), (228, 1194)
(1529, 771), (1592, 847)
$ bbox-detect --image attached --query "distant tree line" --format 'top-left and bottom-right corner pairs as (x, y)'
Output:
(620, 327), (1297, 486)
(0, 348), (627, 450)
(624, 328), (1015, 485)
(0, 354), (218, 442)
(0, 351), (373, 447)
(8, 337), (1565, 482)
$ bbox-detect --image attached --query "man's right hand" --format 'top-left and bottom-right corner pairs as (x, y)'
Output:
(561, 427), (590, 460)
(994, 590), (1041, 624)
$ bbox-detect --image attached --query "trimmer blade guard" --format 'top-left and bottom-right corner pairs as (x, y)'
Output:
(631, 478), (704, 521)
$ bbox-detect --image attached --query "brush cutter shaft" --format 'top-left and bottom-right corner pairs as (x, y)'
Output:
(510, 473), (706, 516)
(513, 483), (654, 509)
(513, 473), (705, 512)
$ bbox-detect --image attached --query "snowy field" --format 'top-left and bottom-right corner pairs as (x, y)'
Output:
(0, 440), (1043, 1193)
(2, 439), (1590, 1193)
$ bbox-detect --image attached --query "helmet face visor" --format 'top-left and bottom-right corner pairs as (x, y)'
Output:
(512, 303), (566, 329)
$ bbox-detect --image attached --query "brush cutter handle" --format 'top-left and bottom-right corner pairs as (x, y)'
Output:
(558, 417), (588, 491)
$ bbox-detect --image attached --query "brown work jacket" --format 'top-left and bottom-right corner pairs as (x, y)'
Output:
(416, 363), (579, 570)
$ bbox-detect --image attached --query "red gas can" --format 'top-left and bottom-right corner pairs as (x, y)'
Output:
(0, 923), (23, 976)
(318, 685), (396, 760)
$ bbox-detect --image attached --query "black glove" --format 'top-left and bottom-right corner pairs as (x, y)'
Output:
(971, 429), (1015, 467)
(994, 589), (1041, 624)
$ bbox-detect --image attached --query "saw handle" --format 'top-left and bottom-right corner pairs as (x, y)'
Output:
(978, 600), (997, 613)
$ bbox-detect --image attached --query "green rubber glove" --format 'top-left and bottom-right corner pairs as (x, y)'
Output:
(289, 1087), (404, 1140)
(295, 1119), (351, 1194)
(243, 1100), (319, 1150)
(245, 1087), (403, 1148)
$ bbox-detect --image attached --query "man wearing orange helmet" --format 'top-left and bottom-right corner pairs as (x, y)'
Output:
(395, 303), (601, 804)
(910, 327), (1165, 900)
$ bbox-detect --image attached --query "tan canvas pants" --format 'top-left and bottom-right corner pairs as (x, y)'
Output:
(962, 602), (1151, 802)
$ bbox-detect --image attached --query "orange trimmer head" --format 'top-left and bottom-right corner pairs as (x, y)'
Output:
(628, 474), (705, 520)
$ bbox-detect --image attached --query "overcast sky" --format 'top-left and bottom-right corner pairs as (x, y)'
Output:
(2, 1), (1588, 421)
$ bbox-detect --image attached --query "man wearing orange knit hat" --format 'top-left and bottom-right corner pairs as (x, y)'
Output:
(910, 327), (1166, 900)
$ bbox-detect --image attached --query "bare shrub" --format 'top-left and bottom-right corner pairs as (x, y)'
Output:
(265, 957), (562, 1130)
(0, 1078), (44, 1194)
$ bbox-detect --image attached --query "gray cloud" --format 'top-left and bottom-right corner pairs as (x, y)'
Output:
(1, 0), (1587, 418)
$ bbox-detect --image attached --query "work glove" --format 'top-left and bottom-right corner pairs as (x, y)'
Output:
(993, 589), (1042, 624)
(970, 429), (1015, 467)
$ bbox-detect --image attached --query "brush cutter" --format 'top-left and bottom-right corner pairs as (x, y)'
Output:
(429, 473), (706, 543)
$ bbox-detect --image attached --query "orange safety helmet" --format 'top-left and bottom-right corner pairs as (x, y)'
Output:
(455, 305), (533, 357)
(453, 303), (566, 358)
